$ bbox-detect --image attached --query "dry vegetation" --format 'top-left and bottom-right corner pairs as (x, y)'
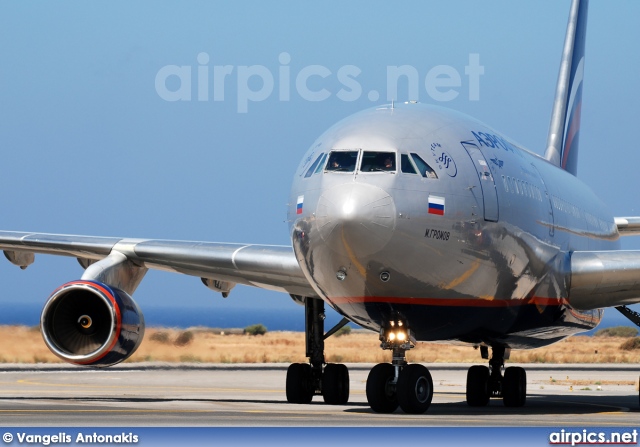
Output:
(2, 325), (640, 364)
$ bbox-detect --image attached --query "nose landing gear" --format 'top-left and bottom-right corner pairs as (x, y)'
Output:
(366, 320), (434, 414)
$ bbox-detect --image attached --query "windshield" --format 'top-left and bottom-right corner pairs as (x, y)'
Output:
(304, 153), (325, 178)
(326, 151), (358, 172)
(360, 151), (396, 172)
(410, 153), (438, 178)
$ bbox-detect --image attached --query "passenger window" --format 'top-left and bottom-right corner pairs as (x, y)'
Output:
(359, 151), (396, 172)
(410, 153), (438, 178)
(326, 151), (358, 172)
(313, 153), (327, 174)
(304, 153), (325, 178)
(401, 154), (418, 174)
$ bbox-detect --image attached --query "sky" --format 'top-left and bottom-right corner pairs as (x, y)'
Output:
(1, 1), (639, 329)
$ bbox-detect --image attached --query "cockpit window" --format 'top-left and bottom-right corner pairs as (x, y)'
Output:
(326, 151), (358, 172)
(304, 153), (325, 178)
(410, 153), (438, 178)
(359, 151), (396, 172)
(401, 154), (418, 174)
(313, 153), (327, 174)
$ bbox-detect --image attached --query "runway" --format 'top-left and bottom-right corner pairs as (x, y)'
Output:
(0, 363), (638, 426)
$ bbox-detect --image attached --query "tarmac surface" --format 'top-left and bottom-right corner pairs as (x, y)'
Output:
(0, 363), (638, 426)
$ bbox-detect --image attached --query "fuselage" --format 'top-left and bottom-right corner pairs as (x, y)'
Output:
(288, 103), (619, 349)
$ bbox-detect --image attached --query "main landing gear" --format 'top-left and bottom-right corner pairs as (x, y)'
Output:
(365, 319), (433, 414)
(364, 325), (526, 413)
(286, 297), (350, 405)
(614, 306), (640, 406)
(466, 345), (526, 407)
(285, 304), (526, 413)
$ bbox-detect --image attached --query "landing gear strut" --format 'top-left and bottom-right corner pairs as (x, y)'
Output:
(466, 345), (526, 407)
(285, 297), (350, 405)
(366, 319), (433, 414)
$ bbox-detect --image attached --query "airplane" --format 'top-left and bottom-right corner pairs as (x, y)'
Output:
(1, 0), (640, 414)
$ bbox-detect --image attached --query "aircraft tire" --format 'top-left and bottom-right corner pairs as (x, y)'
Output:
(503, 366), (526, 407)
(466, 365), (490, 406)
(322, 363), (349, 405)
(397, 364), (433, 414)
(286, 363), (314, 404)
(366, 363), (398, 413)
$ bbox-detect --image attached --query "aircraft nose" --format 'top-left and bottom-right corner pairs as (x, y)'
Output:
(315, 182), (396, 257)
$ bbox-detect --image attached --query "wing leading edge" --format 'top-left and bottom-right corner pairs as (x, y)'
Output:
(615, 217), (640, 236)
(0, 231), (317, 298)
(5, 231), (640, 312)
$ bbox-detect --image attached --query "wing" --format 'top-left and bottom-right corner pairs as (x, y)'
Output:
(0, 230), (316, 298)
(569, 250), (640, 310)
(615, 217), (640, 236)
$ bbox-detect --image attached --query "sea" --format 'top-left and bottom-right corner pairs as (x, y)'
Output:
(2, 302), (342, 332)
(2, 301), (633, 335)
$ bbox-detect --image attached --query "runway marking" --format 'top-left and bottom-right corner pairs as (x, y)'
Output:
(0, 409), (219, 413)
(0, 401), (634, 424)
(0, 407), (460, 422)
(0, 408), (380, 418)
(541, 398), (629, 414)
(12, 379), (281, 394)
(2, 371), (637, 424)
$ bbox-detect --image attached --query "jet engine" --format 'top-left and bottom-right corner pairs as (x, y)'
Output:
(40, 280), (145, 367)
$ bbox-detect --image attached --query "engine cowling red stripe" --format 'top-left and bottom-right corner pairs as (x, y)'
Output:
(64, 280), (122, 365)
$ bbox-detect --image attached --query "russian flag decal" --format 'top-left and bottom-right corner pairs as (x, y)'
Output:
(296, 195), (304, 215)
(428, 195), (445, 216)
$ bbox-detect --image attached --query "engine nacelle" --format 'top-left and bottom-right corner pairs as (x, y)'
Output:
(40, 280), (145, 367)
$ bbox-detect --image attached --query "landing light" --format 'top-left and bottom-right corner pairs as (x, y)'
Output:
(336, 270), (347, 281)
(384, 328), (407, 342)
(380, 320), (415, 350)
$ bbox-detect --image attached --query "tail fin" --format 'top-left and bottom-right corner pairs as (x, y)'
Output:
(544, 0), (588, 176)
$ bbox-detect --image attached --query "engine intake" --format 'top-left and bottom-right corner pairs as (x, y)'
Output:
(41, 280), (145, 367)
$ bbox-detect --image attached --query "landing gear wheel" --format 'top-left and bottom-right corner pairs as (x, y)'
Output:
(322, 363), (349, 405)
(503, 366), (526, 407)
(466, 365), (490, 407)
(286, 363), (314, 404)
(397, 364), (433, 414)
(366, 363), (398, 413)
